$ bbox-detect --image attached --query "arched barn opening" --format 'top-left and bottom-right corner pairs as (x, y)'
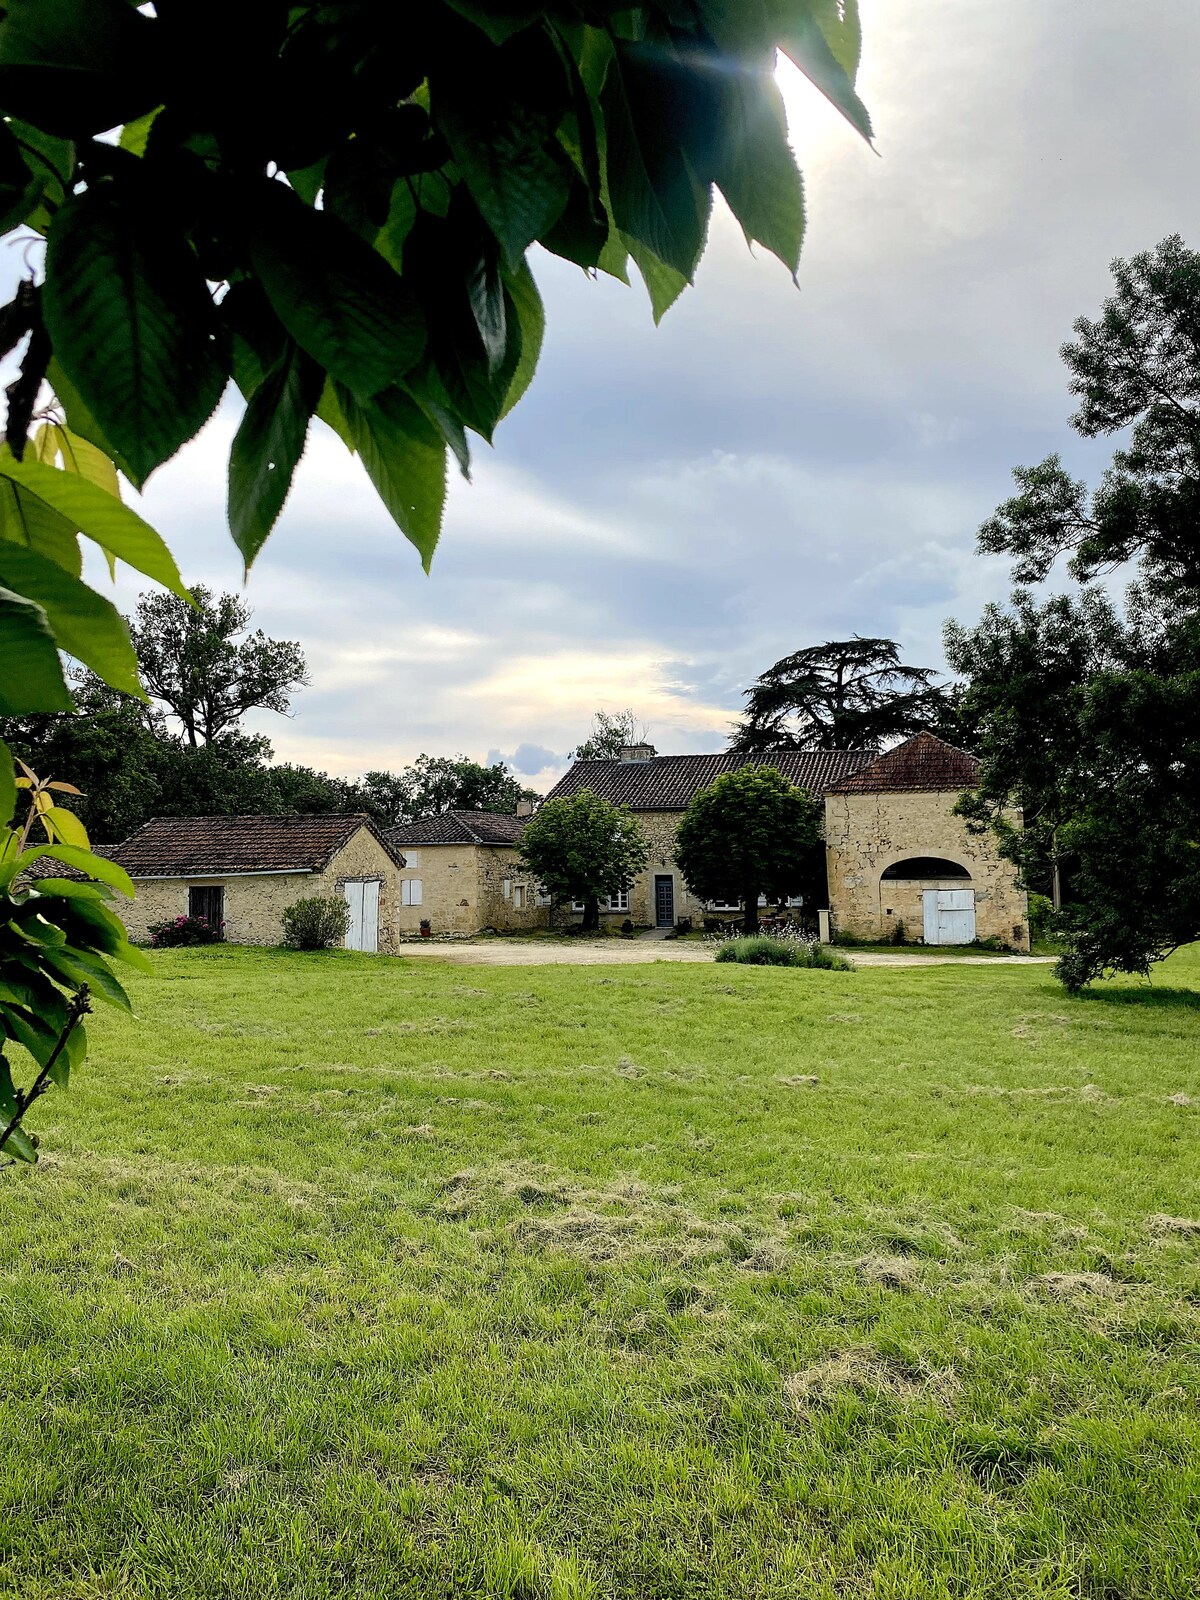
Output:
(880, 857), (971, 880)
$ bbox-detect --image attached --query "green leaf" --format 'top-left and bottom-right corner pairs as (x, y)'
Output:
(118, 108), (160, 158)
(0, 451), (187, 595)
(0, 120), (34, 234)
(42, 181), (226, 488)
(0, 478), (81, 577)
(601, 40), (713, 279)
(32, 421), (121, 500)
(1, 1001), (58, 1065)
(45, 356), (136, 485)
(499, 259), (544, 419)
(0, 542), (141, 696)
(336, 385), (447, 572)
(249, 184), (426, 404)
(40, 805), (88, 848)
(779, 6), (873, 145)
(443, 0), (540, 45)
(624, 235), (688, 325)
(5, 119), (72, 235)
(14, 845), (134, 898)
(0, 0), (161, 139)
(713, 72), (805, 275)
(0, 584), (71, 713)
(0, 739), (15, 829)
(433, 69), (571, 268)
(40, 944), (131, 1010)
(228, 343), (322, 570)
(28, 877), (110, 902)
(1, 1121), (37, 1163)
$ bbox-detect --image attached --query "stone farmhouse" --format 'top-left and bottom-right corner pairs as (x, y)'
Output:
(542, 731), (1028, 948)
(79, 814), (406, 952)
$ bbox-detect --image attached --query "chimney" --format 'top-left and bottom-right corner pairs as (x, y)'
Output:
(516, 798), (536, 817)
(617, 743), (657, 763)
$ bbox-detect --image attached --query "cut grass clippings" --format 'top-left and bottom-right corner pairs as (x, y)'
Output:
(1, 944), (1198, 1599)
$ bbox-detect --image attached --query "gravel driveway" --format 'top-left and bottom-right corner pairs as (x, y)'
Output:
(396, 941), (1054, 969)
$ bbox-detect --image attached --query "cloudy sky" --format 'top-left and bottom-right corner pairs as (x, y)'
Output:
(81, 2), (1200, 786)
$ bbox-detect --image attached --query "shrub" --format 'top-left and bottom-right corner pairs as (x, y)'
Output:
(714, 936), (850, 970)
(281, 896), (350, 951)
(1028, 893), (1056, 941)
(620, 918), (634, 938)
(675, 916), (693, 935)
(148, 914), (224, 947)
(890, 917), (907, 945)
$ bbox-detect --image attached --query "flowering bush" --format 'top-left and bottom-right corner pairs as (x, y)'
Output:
(147, 914), (224, 948)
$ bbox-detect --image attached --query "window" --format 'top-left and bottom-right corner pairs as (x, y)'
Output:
(189, 885), (224, 928)
(401, 849), (421, 869)
(503, 878), (511, 899)
(607, 888), (629, 912)
(536, 887), (553, 906)
(513, 885), (525, 910)
(708, 897), (741, 911)
(402, 879), (423, 907)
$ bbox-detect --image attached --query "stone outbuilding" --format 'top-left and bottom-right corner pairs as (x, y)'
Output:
(383, 810), (543, 937)
(103, 814), (406, 951)
(823, 732), (1028, 947)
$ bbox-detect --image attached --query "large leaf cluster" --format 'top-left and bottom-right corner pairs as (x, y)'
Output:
(0, 747), (146, 1162)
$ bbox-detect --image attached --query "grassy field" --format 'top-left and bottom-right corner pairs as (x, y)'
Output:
(2, 946), (1198, 1599)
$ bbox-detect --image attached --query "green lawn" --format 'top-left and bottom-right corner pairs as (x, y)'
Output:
(2, 947), (1198, 1600)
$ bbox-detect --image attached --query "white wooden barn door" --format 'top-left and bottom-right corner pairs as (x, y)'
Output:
(343, 881), (380, 952)
(923, 889), (976, 945)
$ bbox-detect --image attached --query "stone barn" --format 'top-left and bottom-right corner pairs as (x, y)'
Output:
(105, 814), (406, 952)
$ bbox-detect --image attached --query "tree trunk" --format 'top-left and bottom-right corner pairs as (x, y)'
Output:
(582, 897), (600, 932)
(742, 891), (759, 935)
(1051, 827), (1062, 911)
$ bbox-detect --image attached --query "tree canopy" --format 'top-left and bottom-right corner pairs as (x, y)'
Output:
(519, 789), (648, 931)
(129, 587), (308, 747)
(729, 637), (951, 753)
(675, 765), (821, 933)
(570, 708), (651, 761)
(949, 237), (1200, 989)
(0, 0), (871, 726)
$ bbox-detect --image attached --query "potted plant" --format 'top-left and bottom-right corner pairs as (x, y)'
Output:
(419, 918), (432, 939)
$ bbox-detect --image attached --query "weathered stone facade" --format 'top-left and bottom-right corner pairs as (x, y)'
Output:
(121, 825), (403, 951)
(396, 843), (546, 936)
(824, 790), (1028, 948)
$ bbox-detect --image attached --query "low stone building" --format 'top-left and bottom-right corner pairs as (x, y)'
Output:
(101, 814), (406, 951)
(384, 810), (543, 937)
(544, 732), (1029, 947)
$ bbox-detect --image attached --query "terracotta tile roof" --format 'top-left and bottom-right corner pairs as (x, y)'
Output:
(108, 814), (403, 876)
(386, 810), (527, 847)
(544, 750), (877, 811)
(825, 732), (980, 793)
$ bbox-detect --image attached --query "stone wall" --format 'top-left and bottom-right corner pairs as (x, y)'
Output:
(476, 845), (547, 931)
(824, 789), (1028, 948)
(394, 844), (476, 936)
(552, 810), (708, 929)
(120, 826), (403, 951)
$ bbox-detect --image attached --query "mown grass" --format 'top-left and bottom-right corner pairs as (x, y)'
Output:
(2, 945), (1198, 1599)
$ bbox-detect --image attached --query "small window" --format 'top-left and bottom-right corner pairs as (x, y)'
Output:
(606, 889), (629, 912)
(537, 887), (553, 906)
(403, 849), (421, 869)
(402, 879), (423, 907)
(513, 885), (525, 910)
(503, 878), (511, 899)
(189, 885), (224, 930)
(708, 897), (741, 911)
(571, 899), (585, 912)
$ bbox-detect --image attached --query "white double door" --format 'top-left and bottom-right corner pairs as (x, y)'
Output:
(343, 879), (380, 952)
(923, 888), (976, 945)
